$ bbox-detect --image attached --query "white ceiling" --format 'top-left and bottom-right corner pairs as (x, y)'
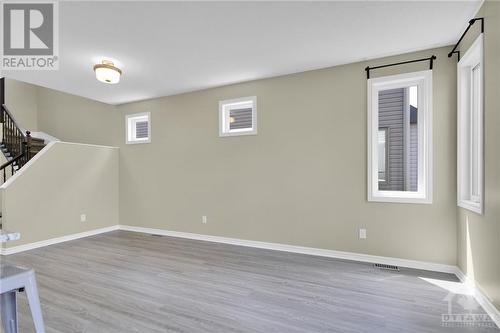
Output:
(2, 1), (482, 105)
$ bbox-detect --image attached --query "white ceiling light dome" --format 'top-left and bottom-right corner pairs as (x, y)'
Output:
(94, 60), (122, 84)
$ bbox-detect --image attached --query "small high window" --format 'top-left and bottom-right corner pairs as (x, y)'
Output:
(126, 112), (151, 144)
(219, 96), (257, 137)
(458, 34), (484, 214)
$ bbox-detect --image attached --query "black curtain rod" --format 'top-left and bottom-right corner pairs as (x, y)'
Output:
(448, 17), (484, 60)
(364, 55), (436, 79)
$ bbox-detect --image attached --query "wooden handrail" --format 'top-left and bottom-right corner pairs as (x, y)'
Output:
(0, 152), (24, 170)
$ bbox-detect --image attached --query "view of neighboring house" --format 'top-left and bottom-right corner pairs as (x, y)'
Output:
(0, 1), (499, 333)
(378, 87), (418, 192)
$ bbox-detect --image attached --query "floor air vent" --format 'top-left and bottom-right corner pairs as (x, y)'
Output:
(374, 263), (400, 271)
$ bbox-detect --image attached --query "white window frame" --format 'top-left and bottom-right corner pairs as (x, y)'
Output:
(367, 70), (433, 204)
(126, 112), (151, 144)
(378, 127), (388, 183)
(458, 34), (484, 214)
(219, 96), (257, 137)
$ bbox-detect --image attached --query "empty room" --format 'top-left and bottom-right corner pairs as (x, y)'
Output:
(0, 1), (499, 332)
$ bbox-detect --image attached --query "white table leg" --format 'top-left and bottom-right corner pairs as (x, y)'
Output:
(0, 291), (18, 333)
(24, 272), (45, 333)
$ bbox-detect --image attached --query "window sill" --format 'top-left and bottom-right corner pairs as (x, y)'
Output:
(126, 140), (151, 145)
(368, 191), (432, 204)
(458, 199), (483, 215)
(219, 130), (257, 137)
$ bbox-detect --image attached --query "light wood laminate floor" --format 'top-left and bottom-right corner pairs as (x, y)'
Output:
(1, 231), (498, 333)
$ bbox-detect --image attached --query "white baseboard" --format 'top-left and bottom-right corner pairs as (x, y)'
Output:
(454, 267), (500, 329)
(0, 225), (120, 255)
(453, 266), (467, 283)
(118, 225), (458, 274)
(2, 224), (457, 274)
(0, 225), (458, 274)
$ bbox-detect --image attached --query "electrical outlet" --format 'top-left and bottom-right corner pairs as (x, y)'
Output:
(80, 214), (86, 222)
(202, 216), (207, 224)
(359, 228), (367, 239)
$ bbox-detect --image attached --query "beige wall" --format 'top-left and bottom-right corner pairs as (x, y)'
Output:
(37, 88), (120, 146)
(5, 79), (38, 131)
(119, 46), (459, 265)
(4, 79), (120, 146)
(457, 1), (500, 310)
(1, 142), (119, 247)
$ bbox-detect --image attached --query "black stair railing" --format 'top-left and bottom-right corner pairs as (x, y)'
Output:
(2, 105), (30, 162)
(0, 78), (33, 182)
(0, 77), (4, 106)
(0, 150), (25, 183)
(0, 105), (32, 182)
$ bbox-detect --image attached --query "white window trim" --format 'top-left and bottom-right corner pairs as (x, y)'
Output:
(457, 34), (484, 215)
(378, 127), (389, 184)
(126, 112), (151, 144)
(367, 70), (433, 204)
(219, 96), (257, 137)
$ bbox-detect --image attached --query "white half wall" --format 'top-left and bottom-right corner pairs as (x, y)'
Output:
(0, 141), (119, 248)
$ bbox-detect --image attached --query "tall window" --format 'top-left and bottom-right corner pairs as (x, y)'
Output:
(458, 34), (483, 214)
(367, 70), (433, 204)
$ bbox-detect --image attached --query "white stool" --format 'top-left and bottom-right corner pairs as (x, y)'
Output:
(0, 231), (45, 333)
(0, 264), (45, 333)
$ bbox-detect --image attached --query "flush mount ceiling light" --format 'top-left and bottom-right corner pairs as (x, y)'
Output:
(93, 60), (122, 84)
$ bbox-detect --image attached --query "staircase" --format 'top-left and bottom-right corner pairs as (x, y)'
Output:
(0, 133), (45, 177)
(0, 78), (45, 229)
